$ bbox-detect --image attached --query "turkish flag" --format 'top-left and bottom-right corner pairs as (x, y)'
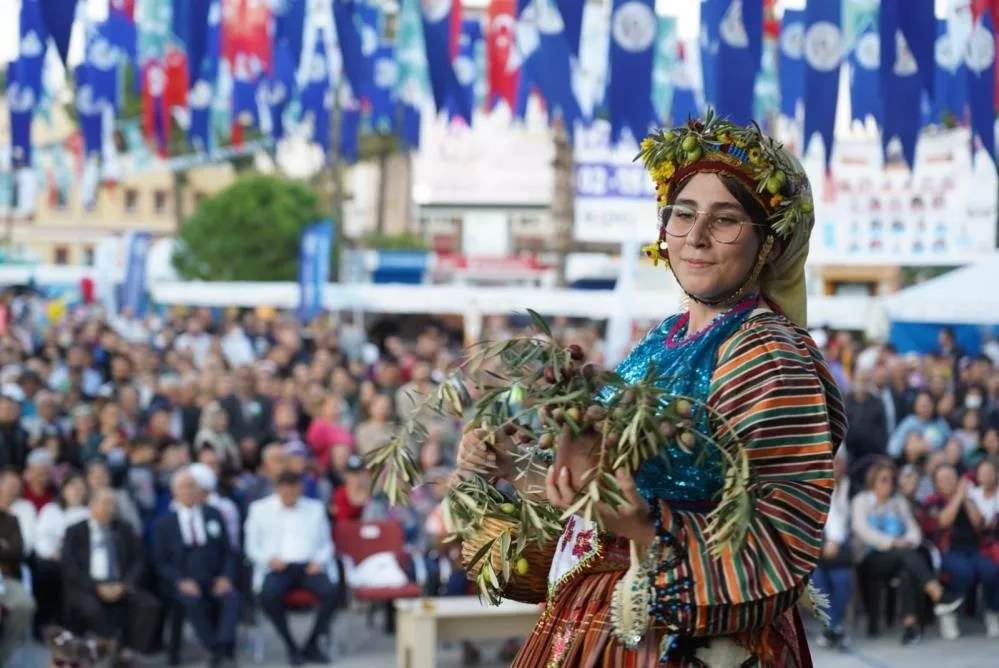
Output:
(486, 0), (518, 112)
(221, 0), (273, 74)
(450, 0), (463, 60)
(164, 46), (189, 110)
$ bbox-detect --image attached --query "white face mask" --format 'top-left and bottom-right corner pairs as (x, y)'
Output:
(966, 395), (984, 410)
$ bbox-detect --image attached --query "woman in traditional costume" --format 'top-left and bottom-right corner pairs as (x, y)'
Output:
(457, 115), (847, 667)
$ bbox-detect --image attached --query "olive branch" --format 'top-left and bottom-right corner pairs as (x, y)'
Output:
(366, 310), (754, 604)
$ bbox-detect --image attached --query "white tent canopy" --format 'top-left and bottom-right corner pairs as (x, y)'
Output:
(884, 256), (999, 325)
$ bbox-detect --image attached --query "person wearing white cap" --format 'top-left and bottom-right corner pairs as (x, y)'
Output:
(188, 463), (240, 549)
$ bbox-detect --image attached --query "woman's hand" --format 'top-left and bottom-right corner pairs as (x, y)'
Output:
(455, 427), (517, 481)
(545, 465), (654, 547)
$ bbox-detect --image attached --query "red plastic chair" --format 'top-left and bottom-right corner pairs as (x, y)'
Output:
(333, 519), (424, 604)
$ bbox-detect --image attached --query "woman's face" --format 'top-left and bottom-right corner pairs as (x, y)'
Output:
(63, 477), (87, 507)
(977, 461), (998, 489)
(934, 466), (958, 498)
(914, 393), (934, 420)
(665, 173), (764, 302)
(370, 395), (392, 422)
(87, 464), (110, 490)
(212, 409), (228, 431)
(100, 404), (120, 430)
(872, 467), (894, 500)
(983, 429), (999, 454)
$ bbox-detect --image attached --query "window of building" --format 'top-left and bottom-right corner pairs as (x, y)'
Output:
(82, 245), (95, 266)
(53, 187), (69, 210)
(153, 190), (168, 214)
(53, 245), (70, 265)
(193, 191), (206, 208)
(124, 189), (139, 213)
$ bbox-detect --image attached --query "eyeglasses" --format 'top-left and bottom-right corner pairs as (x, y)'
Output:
(51, 659), (82, 668)
(660, 204), (763, 245)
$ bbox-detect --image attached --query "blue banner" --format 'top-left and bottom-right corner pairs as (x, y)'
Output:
(232, 53), (261, 132)
(555, 0), (584, 57)
(967, 13), (997, 165)
(171, 0), (211, 84)
(302, 27), (332, 153)
(449, 20), (483, 123)
(298, 220), (335, 323)
(108, 0), (137, 67)
(265, 44), (296, 141)
(670, 47), (701, 124)
(422, 0), (469, 120)
(652, 17), (678, 123)
(394, 0), (428, 149)
(369, 44), (397, 132)
(121, 231), (151, 317)
(608, 0), (657, 142)
(713, 0), (762, 125)
(189, 0), (222, 151)
(533, 0), (583, 131)
(39, 0), (78, 68)
(779, 9), (805, 118)
(74, 65), (105, 158)
(849, 23), (881, 124)
(700, 0), (724, 107)
(896, 0), (936, 96)
(803, 1), (844, 166)
(340, 103), (362, 163)
(6, 63), (34, 168)
(932, 19), (967, 124)
(274, 0), (307, 74)
(371, 250), (430, 285)
(17, 0), (47, 104)
(880, 0), (922, 167)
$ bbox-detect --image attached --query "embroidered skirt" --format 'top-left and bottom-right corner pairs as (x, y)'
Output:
(511, 568), (811, 668)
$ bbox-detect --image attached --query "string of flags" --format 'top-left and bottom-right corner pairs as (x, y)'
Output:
(4, 0), (999, 215)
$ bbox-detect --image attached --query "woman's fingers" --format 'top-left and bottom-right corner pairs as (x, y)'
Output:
(556, 466), (577, 501)
(615, 468), (639, 505)
(544, 466), (564, 508)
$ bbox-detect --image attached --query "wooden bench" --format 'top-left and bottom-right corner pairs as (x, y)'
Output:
(394, 596), (540, 668)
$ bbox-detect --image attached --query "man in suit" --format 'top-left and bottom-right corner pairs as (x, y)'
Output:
(154, 467), (241, 667)
(220, 367), (273, 456)
(245, 471), (340, 666)
(61, 488), (158, 655)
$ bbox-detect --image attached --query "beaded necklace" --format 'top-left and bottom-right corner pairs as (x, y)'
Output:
(613, 295), (761, 502)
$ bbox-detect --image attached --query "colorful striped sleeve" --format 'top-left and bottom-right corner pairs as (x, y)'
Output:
(648, 315), (845, 637)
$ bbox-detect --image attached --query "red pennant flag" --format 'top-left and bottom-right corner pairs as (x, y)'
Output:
(164, 46), (189, 111)
(450, 0), (463, 61)
(486, 0), (519, 112)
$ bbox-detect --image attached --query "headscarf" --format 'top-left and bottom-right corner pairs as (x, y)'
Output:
(638, 112), (815, 326)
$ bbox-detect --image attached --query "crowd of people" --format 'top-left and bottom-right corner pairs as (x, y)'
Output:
(1, 288), (999, 665)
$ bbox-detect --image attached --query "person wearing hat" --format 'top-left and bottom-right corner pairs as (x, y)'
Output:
(330, 454), (371, 523)
(457, 114), (848, 667)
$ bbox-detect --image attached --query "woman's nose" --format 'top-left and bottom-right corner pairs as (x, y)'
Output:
(685, 215), (711, 247)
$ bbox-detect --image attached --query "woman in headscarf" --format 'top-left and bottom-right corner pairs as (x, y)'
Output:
(457, 114), (847, 667)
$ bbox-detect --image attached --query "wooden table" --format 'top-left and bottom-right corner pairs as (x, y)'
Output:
(394, 596), (540, 668)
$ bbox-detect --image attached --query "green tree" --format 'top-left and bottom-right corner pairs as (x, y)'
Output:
(172, 174), (324, 281)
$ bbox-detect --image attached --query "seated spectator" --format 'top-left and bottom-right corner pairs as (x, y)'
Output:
(851, 461), (961, 645)
(330, 455), (371, 523)
(966, 459), (999, 637)
(889, 391), (952, 457)
(85, 459), (142, 536)
(61, 488), (158, 657)
(33, 473), (90, 631)
(355, 394), (396, 457)
(0, 467), (36, 555)
(154, 467), (241, 667)
(923, 463), (997, 639)
(270, 400), (302, 445)
(189, 463), (241, 549)
(813, 451), (853, 649)
(284, 442), (320, 500)
(953, 408), (983, 462)
(304, 393), (353, 474)
(243, 443), (288, 505)
(194, 400), (241, 470)
(0, 393), (30, 471)
(22, 449), (56, 512)
(0, 489), (36, 665)
(245, 471), (340, 666)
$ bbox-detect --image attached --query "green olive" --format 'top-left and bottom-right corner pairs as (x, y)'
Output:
(766, 176), (782, 195)
(515, 558), (529, 576)
(686, 147), (703, 163)
(681, 135), (699, 152)
(500, 502), (517, 514)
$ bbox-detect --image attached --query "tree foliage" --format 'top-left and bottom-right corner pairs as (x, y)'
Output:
(172, 174), (324, 281)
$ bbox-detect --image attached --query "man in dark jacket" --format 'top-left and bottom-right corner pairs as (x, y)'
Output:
(154, 467), (241, 667)
(220, 367), (273, 456)
(844, 368), (889, 494)
(0, 394), (30, 472)
(0, 506), (34, 664)
(61, 488), (159, 653)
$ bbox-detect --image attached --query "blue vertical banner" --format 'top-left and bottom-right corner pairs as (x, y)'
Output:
(554, 0), (584, 56)
(394, 0), (429, 149)
(803, 1), (845, 166)
(450, 20), (483, 122)
(121, 232), (151, 317)
(264, 44), (296, 141)
(670, 44), (701, 124)
(966, 13), (997, 165)
(39, 0), (78, 68)
(368, 44), (397, 132)
(779, 9), (806, 118)
(849, 23), (881, 124)
(896, 0), (936, 96)
(274, 0), (307, 74)
(532, 0), (584, 130)
(301, 27), (332, 153)
(608, 0), (657, 142)
(421, 0), (468, 120)
(189, 0), (222, 151)
(652, 17), (678, 122)
(713, 0), (762, 125)
(7, 63), (34, 168)
(880, 0), (922, 167)
(932, 19), (967, 124)
(18, 0), (48, 105)
(700, 0), (724, 107)
(298, 220), (335, 324)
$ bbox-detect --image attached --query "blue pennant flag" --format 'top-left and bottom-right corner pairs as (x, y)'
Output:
(301, 28), (333, 154)
(340, 103), (362, 163)
(555, 0), (584, 57)
(803, 0), (844, 166)
(779, 9), (805, 118)
(189, 0), (222, 151)
(880, 0), (922, 167)
(932, 19), (968, 124)
(849, 23), (881, 124)
(712, 0), (762, 125)
(966, 13), (997, 165)
(512, 0), (538, 120)
(122, 232), (151, 317)
(534, 0), (585, 131)
(896, 0), (936, 96)
(17, 0), (48, 104)
(700, 0), (725, 107)
(7, 63), (34, 168)
(670, 44), (701, 124)
(108, 0), (137, 66)
(274, 0), (307, 74)
(422, 0), (470, 121)
(232, 53), (262, 132)
(449, 20), (483, 123)
(265, 44), (296, 141)
(74, 65), (105, 159)
(369, 44), (397, 132)
(607, 0), (657, 142)
(39, 0), (78, 68)
(171, 0), (210, 84)
(333, 0), (374, 101)
(394, 0), (429, 149)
